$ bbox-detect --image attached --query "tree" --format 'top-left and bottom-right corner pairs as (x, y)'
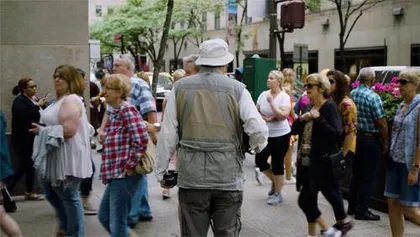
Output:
(90, 0), (174, 95)
(328, 0), (384, 73)
(234, 0), (251, 68)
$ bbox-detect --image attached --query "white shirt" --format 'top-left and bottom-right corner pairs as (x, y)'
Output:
(155, 88), (268, 181)
(257, 90), (291, 137)
(41, 94), (93, 179)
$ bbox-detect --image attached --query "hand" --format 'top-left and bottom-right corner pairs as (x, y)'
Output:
(267, 94), (273, 103)
(28, 123), (41, 135)
(300, 112), (312, 122)
(309, 109), (320, 119)
(37, 98), (48, 107)
(98, 130), (105, 144)
(382, 144), (389, 154)
(261, 115), (275, 121)
(125, 168), (136, 177)
(408, 169), (419, 186)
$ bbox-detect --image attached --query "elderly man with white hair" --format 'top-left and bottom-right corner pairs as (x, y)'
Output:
(156, 38), (268, 236)
(348, 67), (389, 221)
(98, 54), (158, 228)
(182, 54), (200, 76)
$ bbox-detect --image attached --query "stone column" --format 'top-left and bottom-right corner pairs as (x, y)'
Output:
(0, 0), (89, 195)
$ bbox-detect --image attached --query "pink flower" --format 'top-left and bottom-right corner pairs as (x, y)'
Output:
(391, 76), (399, 83)
(352, 81), (360, 89)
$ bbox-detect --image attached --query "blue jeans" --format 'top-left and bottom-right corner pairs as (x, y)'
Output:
(98, 175), (141, 237)
(128, 175), (152, 225)
(41, 177), (84, 237)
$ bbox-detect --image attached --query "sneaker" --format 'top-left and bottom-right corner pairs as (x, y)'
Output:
(355, 210), (380, 221)
(25, 192), (44, 201)
(321, 227), (342, 237)
(83, 205), (98, 215)
(255, 168), (263, 185)
(267, 192), (283, 205)
(284, 176), (296, 185)
(333, 221), (353, 235)
(268, 183), (275, 196)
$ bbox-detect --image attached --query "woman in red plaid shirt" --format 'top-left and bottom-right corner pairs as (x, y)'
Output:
(98, 74), (149, 237)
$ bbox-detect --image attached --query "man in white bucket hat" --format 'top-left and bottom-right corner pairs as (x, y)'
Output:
(156, 38), (268, 236)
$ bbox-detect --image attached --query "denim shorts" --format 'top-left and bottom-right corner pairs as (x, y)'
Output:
(384, 161), (420, 207)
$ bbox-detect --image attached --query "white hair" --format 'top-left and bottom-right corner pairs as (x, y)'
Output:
(183, 54), (198, 63)
(358, 67), (375, 83)
(116, 54), (135, 72)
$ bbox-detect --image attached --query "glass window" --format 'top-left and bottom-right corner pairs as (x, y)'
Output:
(214, 12), (220, 30)
(411, 44), (420, 66)
(245, 16), (252, 24)
(95, 5), (102, 17)
(107, 7), (114, 15)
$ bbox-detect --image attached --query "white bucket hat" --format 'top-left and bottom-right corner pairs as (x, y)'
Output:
(195, 38), (234, 66)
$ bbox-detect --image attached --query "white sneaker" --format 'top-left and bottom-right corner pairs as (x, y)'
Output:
(255, 168), (264, 185)
(284, 176), (296, 185)
(321, 227), (342, 237)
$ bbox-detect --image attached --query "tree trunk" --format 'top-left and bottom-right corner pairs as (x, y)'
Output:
(339, 38), (347, 73)
(151, 0), (174, 96)
(277, 32), (286, 70)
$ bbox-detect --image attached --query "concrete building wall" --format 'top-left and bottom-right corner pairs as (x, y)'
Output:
(0, 0), (90, 131)
(163, 0), (420, 73)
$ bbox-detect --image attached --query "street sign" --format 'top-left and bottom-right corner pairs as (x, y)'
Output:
(293, 44), (308, 63)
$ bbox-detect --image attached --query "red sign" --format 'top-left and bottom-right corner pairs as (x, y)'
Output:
(114, 34), (121, 42)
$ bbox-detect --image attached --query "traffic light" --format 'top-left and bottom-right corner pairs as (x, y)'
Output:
(280, 0), (305, 30)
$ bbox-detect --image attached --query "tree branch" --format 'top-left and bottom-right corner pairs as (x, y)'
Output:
(344, 10), (363, 46)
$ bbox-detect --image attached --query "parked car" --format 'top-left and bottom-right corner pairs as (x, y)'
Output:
(357, 66), (420, 84)
(145, 72), (173, 111)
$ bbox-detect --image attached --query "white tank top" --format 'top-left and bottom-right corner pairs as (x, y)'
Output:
(41, 94), (93, 178)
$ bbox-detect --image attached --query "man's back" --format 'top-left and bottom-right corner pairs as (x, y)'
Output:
(351, 84), (384, 133)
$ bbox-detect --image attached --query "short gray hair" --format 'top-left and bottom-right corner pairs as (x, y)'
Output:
(358, 67), (375, 83)
(116, 54), (135, 72)
(183, 54), (198, 63)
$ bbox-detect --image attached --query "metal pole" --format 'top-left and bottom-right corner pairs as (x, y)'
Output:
(268, 0), (277, 59)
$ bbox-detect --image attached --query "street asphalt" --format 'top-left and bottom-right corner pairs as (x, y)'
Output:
(7, 150), (419, 237)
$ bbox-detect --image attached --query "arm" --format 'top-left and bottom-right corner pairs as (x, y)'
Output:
(98, 111), (109, 144)
(58, 96), (82, 139)
(268, 94), (291, 121)
(408, 112), (420, 185)
(122, 106), (149, 170)
(240, 89), (268, 153)
(376, 117), (389, 154)
(341, 102), (357, 156)
(146, 111), (158, 145)
(155, 90), (179, 182)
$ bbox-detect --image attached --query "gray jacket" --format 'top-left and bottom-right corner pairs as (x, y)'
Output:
(32, 125), (66, 186)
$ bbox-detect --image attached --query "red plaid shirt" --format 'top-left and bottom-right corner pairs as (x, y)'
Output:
(100, 101), (148, 183)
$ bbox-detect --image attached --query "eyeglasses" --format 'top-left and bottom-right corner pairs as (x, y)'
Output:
(397, 79), (409, 85)
(304, 83), (320, 89)
(28, 85), (37, 89)
(329, 79), (335, 84)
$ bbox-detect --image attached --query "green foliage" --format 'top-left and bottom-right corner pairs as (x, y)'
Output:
(306, 0), (321, 12)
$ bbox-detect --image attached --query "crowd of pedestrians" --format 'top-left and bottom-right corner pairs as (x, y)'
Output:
(0, 38), (419, 237)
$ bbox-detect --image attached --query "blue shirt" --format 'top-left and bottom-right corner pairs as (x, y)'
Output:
(129, 76), (156, 119)
(350, 84), (385, 133)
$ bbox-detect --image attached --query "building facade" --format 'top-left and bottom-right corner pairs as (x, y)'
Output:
(164, 0), (420, 76)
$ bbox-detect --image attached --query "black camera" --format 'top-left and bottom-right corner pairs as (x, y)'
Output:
(162, 170), (178, 188)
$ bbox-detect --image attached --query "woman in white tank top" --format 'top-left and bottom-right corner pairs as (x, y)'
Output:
(30, 65), (92, 237)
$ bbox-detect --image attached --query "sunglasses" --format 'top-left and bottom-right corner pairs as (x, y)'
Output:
(304, 83), (320, 89)
(397, 79), (409, 85)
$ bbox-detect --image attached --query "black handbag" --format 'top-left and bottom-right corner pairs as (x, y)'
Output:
(162, 170), (178, 188)
(327, 150), (346, 180)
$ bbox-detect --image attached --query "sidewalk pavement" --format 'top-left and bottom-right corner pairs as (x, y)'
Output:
(7, 150), (419, 237)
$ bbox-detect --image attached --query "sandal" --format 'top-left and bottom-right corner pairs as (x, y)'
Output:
(25, 193), (44, 201)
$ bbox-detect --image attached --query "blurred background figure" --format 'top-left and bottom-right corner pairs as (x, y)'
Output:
(10, 78), (47, 201)
(0, 111), (23, 237)
(182, 54), (199, 76)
